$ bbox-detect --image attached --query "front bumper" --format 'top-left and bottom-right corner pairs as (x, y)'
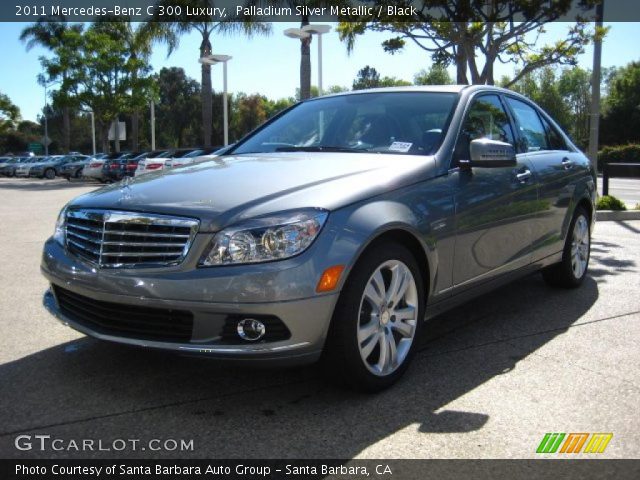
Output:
(41, 238), (340, 365)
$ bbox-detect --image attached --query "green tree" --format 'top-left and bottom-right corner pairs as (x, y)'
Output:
(0, 92), (20, 135)
(353, 66), (381, 90)
(601, 61), (640, 146)
(338, 0), (596, 86)
(59, 23), (154, 152)
(20, 18), (84, 152)
(414, 65), (453, 85)
(558, 67), (591, 148)
(155, 67), (201, 147)
(148, 1), (271, 147)
(101, 18), (176, 151)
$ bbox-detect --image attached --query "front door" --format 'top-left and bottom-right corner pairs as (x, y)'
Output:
(450, 94), (539, 289)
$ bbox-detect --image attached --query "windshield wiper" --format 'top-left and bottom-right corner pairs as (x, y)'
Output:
(275, 146), (369, 153)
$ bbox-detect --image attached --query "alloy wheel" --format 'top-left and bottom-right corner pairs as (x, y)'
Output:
(357, 260), (418, 376)
(571, 215), (589, 279)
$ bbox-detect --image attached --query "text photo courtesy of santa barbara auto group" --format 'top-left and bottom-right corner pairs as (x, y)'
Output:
(0, 1), (639, 479)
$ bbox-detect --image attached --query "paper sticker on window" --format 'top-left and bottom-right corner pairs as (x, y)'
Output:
(389, 142), (412, 153)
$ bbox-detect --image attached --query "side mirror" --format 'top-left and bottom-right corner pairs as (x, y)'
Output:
(469, 138), (516, 168)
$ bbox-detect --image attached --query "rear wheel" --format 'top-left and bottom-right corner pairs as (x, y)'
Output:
(44, 168), (55, 180)
(323, 242), (425, 392)
(542, 206), (591, 288)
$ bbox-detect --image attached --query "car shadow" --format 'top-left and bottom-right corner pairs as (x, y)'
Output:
(0, 179), (99, 192)
(0, 273), (600, 459)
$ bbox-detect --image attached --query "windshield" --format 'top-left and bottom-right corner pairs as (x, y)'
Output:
(183, 149), (204, 158)
(232, 92), (458, 156)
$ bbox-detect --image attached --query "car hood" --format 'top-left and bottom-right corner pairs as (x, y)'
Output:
(68, 152), (434, 231)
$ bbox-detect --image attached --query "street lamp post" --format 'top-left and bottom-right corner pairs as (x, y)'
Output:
(302, 24), (331, 95)
(199, 54), (232, 146)
(284, 24), (332, 96)
(150, 100), (156, 151)
(43, 82), (49, 156)
(90, 110), (96, 155)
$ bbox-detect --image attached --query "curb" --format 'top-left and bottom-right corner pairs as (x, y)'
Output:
(597, 210), (640, 221)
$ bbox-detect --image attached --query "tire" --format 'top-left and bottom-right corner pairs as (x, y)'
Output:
(44, 168), (55, 180)
(542, 206), (591, 288)
(323, 242), (425, 392)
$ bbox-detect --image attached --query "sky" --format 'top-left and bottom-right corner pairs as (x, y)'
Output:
(1, 21), (638, 122)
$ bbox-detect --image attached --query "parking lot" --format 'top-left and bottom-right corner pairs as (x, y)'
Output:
(0, 177), (638, 459)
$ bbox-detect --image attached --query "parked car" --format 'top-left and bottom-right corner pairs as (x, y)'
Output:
(134, 149), (195, 176)
(0, 156), (12, 165)
(0, 157), (25, 177)
(164, 147), (223, 169)
(103, 152), (142, 182)
(83, 152), (131, 182)
(60, 157), (92, 180)
(14, 156), (49, 177)
(28, 154), (89, 179)
(42, 86), (596, 391)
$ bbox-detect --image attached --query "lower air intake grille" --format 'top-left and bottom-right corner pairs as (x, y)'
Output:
(54, 286), (194, 343)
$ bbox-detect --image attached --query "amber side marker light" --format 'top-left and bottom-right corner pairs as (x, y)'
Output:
(316, 265), (345, 293)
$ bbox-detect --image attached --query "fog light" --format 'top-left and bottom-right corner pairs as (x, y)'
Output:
(237, 318), (266, 341)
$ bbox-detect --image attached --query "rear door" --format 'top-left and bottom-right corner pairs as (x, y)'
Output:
(450, 94), (539, 289)
(503, 96), (576, 261)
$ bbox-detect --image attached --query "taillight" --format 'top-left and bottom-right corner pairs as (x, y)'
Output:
(110, 164), (119, 169)
(126, 164), (137, 170)
(146, 163), (163, 170)
(89, 163), (101, 168)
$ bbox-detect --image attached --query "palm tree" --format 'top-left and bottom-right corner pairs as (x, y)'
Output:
(104, 19), (177, 151)
(271, 0), (340, 100)
(20, 17), (83, 153)
(148, 1), (271, 146)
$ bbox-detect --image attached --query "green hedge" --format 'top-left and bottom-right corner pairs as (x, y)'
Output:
(596, 195), (627, 211)
(598, 144), (640, 171)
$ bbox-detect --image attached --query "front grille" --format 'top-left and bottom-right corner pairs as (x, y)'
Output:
(65, 209), (199, 268)
(54, 286), (194, 342)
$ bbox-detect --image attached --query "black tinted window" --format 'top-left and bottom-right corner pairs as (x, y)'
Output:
(453, 94), (514, 166)
(540, 115), (568, 151)
(505, 98), (549, 152)
(233, 92), (458, 156)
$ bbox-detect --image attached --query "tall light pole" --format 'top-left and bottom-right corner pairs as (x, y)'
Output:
(589, 0), (604, 177)
(285, 25), (332, 97)
(43, 82), (49, 156)
(199, 54), (232, 146)
(150, 100), (156, 151)
(90, 111), (96, 155)
(302, 24), (331, 95)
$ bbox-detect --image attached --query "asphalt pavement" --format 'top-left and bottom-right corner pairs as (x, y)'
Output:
(0, 177), (638, 459)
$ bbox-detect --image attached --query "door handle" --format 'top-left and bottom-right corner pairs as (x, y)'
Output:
(561, 157), (574, 169)
(516, 169), (532, 183)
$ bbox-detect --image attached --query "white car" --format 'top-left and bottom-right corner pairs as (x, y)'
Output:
(133, 150), (177, 176)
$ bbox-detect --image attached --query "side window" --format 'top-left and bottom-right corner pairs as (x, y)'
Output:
(453, 94), (514, 167)
(505, 97), (549, 152)
(540, 115), (568, 151)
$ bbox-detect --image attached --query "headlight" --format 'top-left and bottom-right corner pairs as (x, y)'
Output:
(199, 209), (328, 266)
(53, 206), (67, 245)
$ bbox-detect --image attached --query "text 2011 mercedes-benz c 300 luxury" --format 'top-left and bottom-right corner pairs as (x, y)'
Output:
(42, 86), (596, 391)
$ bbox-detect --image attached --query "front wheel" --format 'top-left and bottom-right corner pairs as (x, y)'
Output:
(542, 207), (591, 288)
(44, 168), (55, 180)
(323, 242), (425, 392)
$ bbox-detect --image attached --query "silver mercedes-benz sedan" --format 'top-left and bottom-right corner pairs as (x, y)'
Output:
(41, 86), (596, 391)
